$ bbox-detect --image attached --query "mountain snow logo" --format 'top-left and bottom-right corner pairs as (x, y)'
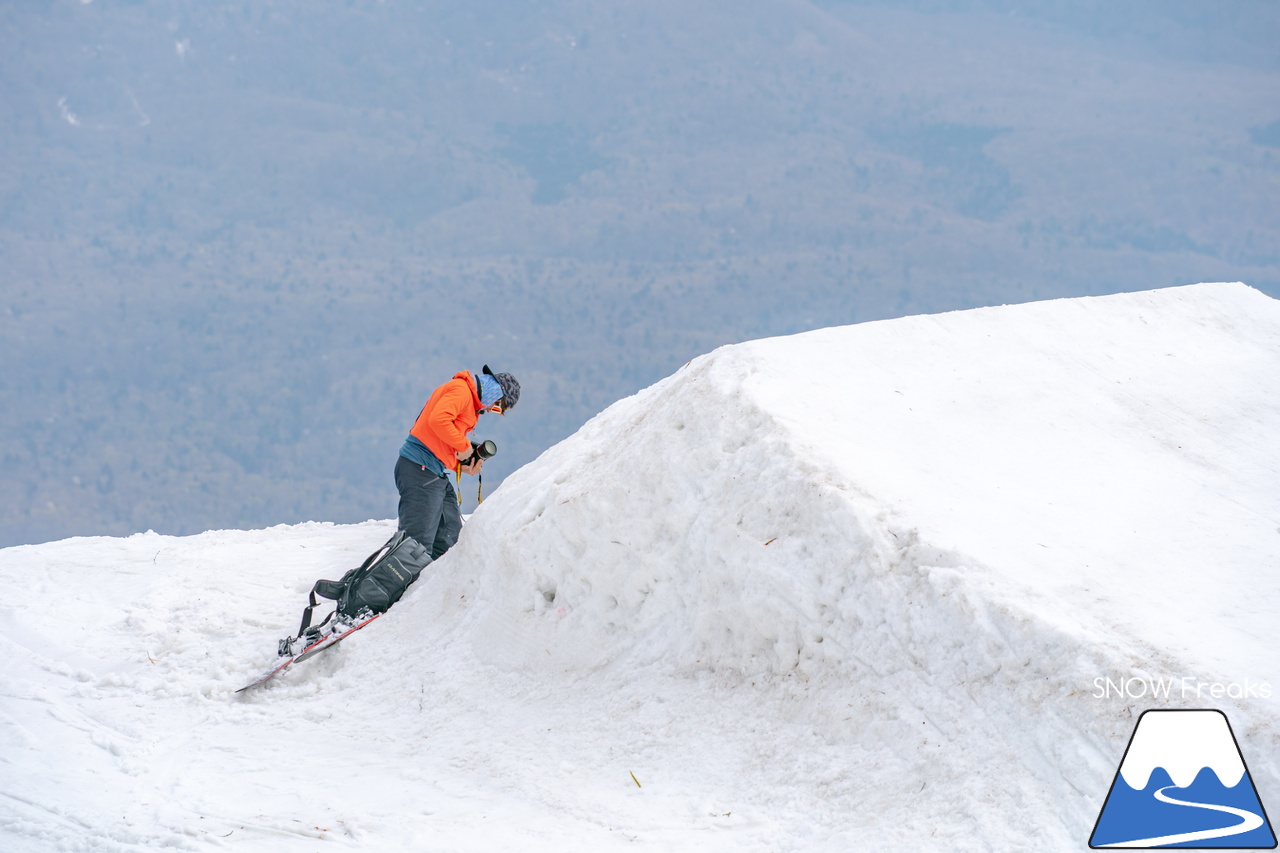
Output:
(1090, 709), (1276, 848)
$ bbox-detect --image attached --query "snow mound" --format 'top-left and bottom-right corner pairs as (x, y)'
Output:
(377, 280), (1279, 845)
(422, 282), (1280, 683)
(3, 283), (1277, 851)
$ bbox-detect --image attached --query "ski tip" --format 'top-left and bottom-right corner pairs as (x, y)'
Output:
(235, 612), (384, 694)
(235, 660), (292, 693)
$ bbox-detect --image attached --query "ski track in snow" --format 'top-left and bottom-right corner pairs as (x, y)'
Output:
(2, 284), (1279, 851)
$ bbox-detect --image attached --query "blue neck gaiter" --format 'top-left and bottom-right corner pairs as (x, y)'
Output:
(477, 373), (503, 409)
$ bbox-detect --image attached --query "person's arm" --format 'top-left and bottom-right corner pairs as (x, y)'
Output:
(426, 381), (474, 457)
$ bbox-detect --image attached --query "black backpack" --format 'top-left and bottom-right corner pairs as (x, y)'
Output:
(286, 530), (431, 650)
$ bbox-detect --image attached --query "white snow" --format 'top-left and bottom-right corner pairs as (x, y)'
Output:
(2, 282), (1278, 851)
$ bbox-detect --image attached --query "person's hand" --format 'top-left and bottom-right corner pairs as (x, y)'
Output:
(460, 456), (483, 476)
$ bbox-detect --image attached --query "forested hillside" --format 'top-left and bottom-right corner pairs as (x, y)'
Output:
(2, 0), (1277, 545)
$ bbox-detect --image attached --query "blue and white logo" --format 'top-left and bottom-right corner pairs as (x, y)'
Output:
(1090, 709), (1276, 848)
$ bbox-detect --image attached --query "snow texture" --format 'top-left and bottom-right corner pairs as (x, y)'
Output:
(2, 283), (1278, 851)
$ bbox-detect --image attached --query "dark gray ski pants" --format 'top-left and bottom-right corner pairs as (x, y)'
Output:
(394, 455), (463, 561)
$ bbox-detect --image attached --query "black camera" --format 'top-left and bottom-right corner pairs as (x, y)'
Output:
(470, 439), (497, 461)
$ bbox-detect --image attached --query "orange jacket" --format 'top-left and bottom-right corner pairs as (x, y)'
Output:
(409, 371), (481, 473)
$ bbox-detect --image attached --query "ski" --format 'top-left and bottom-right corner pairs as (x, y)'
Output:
(235, 611), (383, 693)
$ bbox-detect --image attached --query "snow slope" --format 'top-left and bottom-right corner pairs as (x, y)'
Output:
(2, 283), (1278, 851)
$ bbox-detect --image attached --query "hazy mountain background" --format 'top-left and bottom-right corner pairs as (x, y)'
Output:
(2, 0), (1278, 547)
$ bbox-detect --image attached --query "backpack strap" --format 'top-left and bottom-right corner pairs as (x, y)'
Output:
(293, 531), (406, 637)
(294, 580), (340, 638)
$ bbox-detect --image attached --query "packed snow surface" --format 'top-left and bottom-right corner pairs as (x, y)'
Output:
(3, 283), (1278, 851)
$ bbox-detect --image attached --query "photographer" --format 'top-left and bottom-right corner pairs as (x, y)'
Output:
(394, 365), (520, 560)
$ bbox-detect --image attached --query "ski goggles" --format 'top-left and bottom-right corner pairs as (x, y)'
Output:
(486, 398), (508, 415)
